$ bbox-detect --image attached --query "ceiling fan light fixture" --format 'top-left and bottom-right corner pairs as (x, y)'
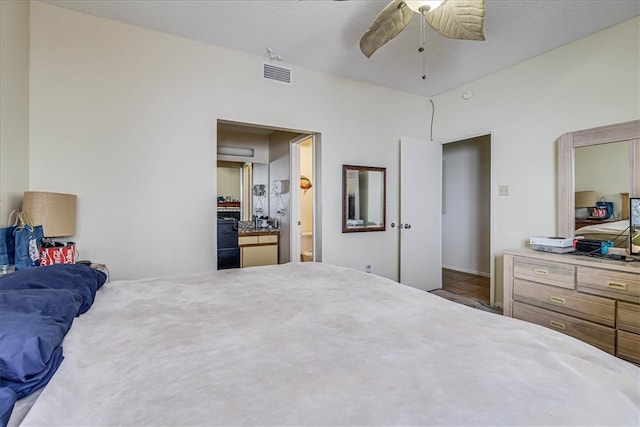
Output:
(405, 0), (445, 14)
(358, 0), (484, 58)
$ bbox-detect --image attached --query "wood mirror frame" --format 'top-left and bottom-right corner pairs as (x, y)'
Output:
(342, 165), (386, 233)
(557, 119), (640, 238)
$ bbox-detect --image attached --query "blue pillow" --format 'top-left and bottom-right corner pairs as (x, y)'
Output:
(0, 264), (106, 424)
(0, 288), (81, 396)
(0, 264), (107, 314)
(0, 387), (17, 427)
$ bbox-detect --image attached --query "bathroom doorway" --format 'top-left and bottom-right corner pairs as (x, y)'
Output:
(290, 135), (314, 262)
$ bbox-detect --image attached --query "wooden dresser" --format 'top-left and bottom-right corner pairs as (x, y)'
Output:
(503, 248), (640, 364)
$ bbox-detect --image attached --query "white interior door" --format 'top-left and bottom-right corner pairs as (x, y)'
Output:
(400, 137), (442, 291)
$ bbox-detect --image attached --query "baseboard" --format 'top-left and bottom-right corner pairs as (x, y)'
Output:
(442, 264), (489, 278)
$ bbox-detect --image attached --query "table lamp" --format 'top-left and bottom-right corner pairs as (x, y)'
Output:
(22, 191), (77, 238)
(575, 191), (597, 220)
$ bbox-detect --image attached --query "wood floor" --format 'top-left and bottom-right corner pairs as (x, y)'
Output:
(442, 268), (490, 305)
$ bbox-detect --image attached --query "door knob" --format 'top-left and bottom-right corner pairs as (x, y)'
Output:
(405, 224), (412, 229)
(390, 222), (396, 228)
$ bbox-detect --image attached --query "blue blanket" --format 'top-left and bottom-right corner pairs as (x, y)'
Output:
(0, 264), (107, 426)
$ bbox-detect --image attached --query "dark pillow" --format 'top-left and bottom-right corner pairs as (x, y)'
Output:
(0, 288), (80, 399)
(0, 263), (107, 419)
(0, 387), (17, 427)
(0, 264), (107, 314)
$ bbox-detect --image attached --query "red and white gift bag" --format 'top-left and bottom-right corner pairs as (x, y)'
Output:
(39, 244), (76, 266)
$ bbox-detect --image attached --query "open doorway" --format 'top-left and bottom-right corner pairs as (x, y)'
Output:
(290, 135), (314, 262)
(216, 120), (320, 269)
(441, 134), (493, 305)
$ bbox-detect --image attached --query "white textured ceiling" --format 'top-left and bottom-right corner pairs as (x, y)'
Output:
(42, 0), (640, 97)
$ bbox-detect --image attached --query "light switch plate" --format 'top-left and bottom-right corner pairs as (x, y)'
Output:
(499, 185), (510, 196)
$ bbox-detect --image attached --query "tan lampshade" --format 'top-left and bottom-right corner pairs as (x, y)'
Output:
(22, 191), (77, 237)
(575, 191), (597, 208)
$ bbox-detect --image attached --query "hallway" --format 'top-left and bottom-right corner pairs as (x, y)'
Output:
(441, 268), (490, 305)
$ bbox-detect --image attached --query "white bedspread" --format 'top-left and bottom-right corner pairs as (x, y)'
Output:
(19, 263), (640, 426)
(576, 219), (630, 235)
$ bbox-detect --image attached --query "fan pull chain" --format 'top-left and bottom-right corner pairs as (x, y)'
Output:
(419, 9), (427, 79)
(418, 8), (428, 80)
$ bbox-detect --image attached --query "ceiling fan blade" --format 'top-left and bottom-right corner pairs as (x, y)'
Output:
(359, 0), (415, 58)
(424, 0), (485, 41)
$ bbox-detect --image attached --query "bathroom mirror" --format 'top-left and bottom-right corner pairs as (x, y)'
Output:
(217, 161), (269, 221)
(342, 165), (386, 233)
(557, 120), (640, 238)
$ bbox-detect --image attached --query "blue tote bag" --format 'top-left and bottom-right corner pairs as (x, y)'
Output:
(0, 211), (20, 267)
(13, 212), (44, 270)
(0, 226), (16, 266)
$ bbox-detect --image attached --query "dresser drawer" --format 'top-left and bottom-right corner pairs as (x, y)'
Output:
(577, 267), (640, 303)
(617, 330), (640, 365)
(618, 302), (640, 334)
(513, 258), (575, 290)
(513, 301), (615, 354)
(513, 279), (615, 327)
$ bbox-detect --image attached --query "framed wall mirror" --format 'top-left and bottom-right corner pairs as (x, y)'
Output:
(342, 165), (386, 233)
(557, 120), (640, 239)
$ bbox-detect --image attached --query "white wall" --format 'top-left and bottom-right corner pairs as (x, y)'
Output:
(269, 131), (299, 264)
(433, 17), (640, 302)
(28, 3), (429, 280)
(24, 3), (640, 291)
(0, 0), (30, 224)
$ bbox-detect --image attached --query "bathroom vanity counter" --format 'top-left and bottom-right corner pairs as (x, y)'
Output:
(238, 231), (279, 267)
(238, 229), (280, 236)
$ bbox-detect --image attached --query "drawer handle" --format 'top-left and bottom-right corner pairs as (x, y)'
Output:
(533, 268), (549, 277)
(607, 281), (628, 291)
(550, 320), (566, 330)
(550, 296), (566, 305)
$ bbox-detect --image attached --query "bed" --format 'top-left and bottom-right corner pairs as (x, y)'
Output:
(5, 262), (640, 426)
(575, 219), (630, 248)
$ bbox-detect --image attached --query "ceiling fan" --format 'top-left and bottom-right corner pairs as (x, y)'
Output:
(359, 0), (485, 58)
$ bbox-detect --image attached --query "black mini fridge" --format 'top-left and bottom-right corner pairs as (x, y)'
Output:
(217, 219), (240, 269)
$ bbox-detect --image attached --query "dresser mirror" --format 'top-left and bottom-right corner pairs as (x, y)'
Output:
(342, 165), (386, 233)
(575, 140), (630, 219)
(557, 120), (640, 238)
